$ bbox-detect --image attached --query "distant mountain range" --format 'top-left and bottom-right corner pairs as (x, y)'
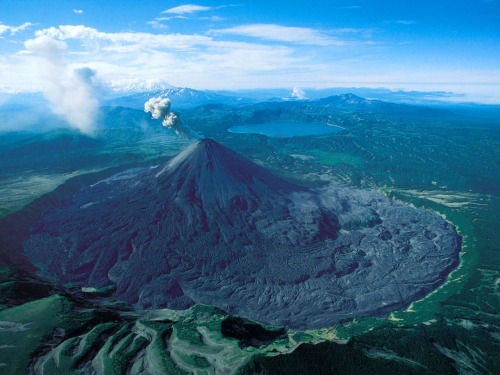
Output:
(314, 93), (449, 116)
(214, 87), (468, 105)
(105, 86), (255, 109)
(2, 84), (498, 124)
(106, 87), (448, 117)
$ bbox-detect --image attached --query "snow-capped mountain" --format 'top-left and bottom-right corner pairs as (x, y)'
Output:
(110, 79), (176, 94)
(106, 84), (253, 109)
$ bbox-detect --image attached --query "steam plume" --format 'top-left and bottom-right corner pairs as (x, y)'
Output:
(24, 35), (99, 134)
(290, 87), (307, 100)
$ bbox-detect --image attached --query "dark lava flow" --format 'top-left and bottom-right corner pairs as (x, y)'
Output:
(24, 139), (461, 329)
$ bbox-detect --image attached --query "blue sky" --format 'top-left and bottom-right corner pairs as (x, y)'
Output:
(1, 0), (499, 102)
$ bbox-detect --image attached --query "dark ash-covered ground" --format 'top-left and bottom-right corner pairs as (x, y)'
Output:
(24, 139), (461, 329)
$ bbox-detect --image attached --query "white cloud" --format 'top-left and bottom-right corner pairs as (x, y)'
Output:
(150, 4), (224, 29)
(2, 23), (498, 105)
(147, 20), (168, 30)
(18, 25), (308, 91)
(386, 20), (417, 25)
(205, 16), (224, 22)
(0, 22), (33, 36)
(73, 9), (84, 14)
(36, 25), (212, 50)
(210, 24), (342, 46)
(24, 35), (67, 59)
(156, 16), (187, 21)
(162, 4), (212, 15)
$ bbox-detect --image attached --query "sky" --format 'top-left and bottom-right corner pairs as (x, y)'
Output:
(0, 0), (499, 103)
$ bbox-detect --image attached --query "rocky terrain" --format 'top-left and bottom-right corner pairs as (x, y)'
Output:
(24, 139), (461, 329)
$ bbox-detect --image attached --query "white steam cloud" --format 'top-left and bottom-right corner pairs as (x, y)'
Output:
(291, 87), (307, 100)
(24, 35), (99, 134)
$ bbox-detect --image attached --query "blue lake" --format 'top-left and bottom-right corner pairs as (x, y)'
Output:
(228, 121), (344, 138)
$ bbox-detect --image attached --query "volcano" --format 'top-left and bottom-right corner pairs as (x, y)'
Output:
(24, 139), (460, 329)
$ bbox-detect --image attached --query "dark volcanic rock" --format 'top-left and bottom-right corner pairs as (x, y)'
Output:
(24, 139), (460, 329)
(221, 317), (286, 347)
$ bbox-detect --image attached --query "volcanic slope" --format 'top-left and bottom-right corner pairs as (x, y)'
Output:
(24, 139), (460, 329)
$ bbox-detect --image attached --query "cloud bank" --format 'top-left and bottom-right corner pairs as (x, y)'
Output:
(0, 12), (498, 105)
(211, 24), (342, 46)
(24, 35), (99, 134)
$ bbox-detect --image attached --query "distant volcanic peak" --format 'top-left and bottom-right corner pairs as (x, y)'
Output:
(340, 93), (362, 100)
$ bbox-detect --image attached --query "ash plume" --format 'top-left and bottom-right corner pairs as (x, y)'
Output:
(144, 96), (199, 138)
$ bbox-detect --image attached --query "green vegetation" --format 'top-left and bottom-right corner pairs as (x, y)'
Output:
(0, 101), (498, 373)
(0, 295), (68, 373)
